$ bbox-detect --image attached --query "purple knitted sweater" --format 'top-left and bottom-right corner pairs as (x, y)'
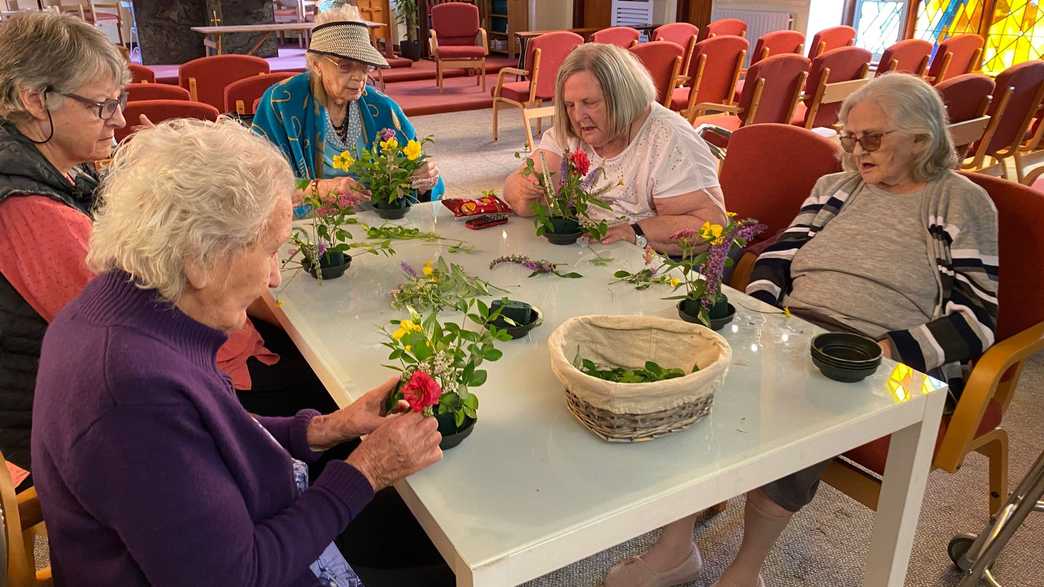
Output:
(30, 270), (374, 586)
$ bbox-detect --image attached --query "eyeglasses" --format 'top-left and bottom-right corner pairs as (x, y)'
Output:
(323, 55), (373, 75)
(838, 130), (897, 153)
(59, 91), (128, 121)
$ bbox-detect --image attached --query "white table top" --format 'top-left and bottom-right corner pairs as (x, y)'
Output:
(268, 203), (947, 585)
(191, 21), (383, 34)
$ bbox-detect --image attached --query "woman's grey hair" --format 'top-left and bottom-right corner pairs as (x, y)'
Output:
(838, 73), (957, 182)
(552, 43), (656, 147)
(0, 12), (130, 122)
(87, 118), (294, 302)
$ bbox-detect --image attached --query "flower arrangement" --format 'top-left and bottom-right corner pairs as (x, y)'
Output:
(382, 301), (512, 430)
(519, 149), (615, 242)
(489, 255), (582, 279)
(392, 258), (508, 312)
(286, 179), (363, 280)
(333, 128), (432, 214)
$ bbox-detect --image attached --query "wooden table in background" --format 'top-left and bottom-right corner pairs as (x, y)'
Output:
(191, 21), (385, 57)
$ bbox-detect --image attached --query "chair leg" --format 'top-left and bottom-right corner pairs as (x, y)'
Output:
(977, 430), (1009, 517)
(491, 98), (500, 142)
(521, 109), (536, 152)
(1013, 149), (1027, 184)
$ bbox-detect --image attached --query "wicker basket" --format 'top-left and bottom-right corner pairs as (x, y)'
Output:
(548, 315), (732, 442)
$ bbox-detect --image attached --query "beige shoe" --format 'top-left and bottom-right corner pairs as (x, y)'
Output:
(711, 574), (766, 587)
(603, 543), (703, 587)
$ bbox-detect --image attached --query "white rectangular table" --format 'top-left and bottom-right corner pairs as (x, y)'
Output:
(191, 21), (385, 56)
(266, 203), (947, 587)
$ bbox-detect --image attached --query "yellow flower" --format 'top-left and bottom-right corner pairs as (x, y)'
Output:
(783, 306), (793, 318)
(699, 221), (724, 243)
(422, 262), (434, 277)
(726, 211), (737, 218)
(403, 139), (422, 161)
(380, 137), (400, 153)
(402, 320), (422, 333)
(669, 277), (682, 288)
(392, 326), (407, 340)
(404, 345), (412, 353)
(332, 150), (354, 172)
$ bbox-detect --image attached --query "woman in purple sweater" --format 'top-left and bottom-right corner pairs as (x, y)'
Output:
(30, 118), (443, 586)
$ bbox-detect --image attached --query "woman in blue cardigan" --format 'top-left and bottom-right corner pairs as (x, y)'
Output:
(252, 4), (444, 216)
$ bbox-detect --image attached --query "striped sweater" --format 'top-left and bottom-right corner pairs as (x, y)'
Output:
(746, 171), (999, 402)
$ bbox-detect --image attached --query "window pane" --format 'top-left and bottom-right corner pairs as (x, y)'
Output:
(853, 0), (907, 60)
(982, 0), (1044, 74)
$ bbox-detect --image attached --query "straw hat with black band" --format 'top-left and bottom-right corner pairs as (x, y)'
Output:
(308, 20), (389, 69)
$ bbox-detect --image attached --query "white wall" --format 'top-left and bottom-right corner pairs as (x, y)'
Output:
(806, 0), (846, 39)
(714, 0), (812, 37)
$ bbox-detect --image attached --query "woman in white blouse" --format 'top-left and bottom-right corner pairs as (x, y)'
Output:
(503, 42), (725, 254)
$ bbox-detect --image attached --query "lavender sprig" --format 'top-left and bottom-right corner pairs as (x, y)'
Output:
(400, 261), (418, 278)
(490, 254), (582, 278)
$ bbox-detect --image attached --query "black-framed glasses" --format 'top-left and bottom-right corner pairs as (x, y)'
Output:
(838, 130), (897, 153)
(59, 91), (128, 120)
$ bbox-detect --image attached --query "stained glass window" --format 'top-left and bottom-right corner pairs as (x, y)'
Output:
(981, 1), (1044, 73)
(914, 0), (987, 44)
(853, 0), (909, 60)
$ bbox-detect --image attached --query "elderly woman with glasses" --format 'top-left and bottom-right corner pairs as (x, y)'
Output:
(503, 43), (725, 255)
(603, 73), (998, 587)
(31, 118), (448, 586)
(252, 3), (443, 214)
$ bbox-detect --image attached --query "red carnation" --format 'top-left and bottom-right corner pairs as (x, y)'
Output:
(401, 371), (442, 413)
(569, 149), (590, 177)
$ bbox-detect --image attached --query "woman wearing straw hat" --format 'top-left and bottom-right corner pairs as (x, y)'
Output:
(252, 3), (444, 215)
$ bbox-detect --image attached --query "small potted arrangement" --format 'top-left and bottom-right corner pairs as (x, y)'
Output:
(381, 301), (513, 448)
(520, 150), (614, 245)
(287, 179), (360, 281)
(663, 215), (764, 329)
(336, 129), (432, 220)
(392, 258), (508, 312)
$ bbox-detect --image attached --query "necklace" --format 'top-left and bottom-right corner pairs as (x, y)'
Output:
(331, 109), (349, 142)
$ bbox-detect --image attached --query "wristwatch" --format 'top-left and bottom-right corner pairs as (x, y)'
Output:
(631, 222), (648, 248)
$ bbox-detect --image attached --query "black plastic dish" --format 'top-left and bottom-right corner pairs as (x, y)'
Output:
(488, 307), (543, 340)
(810, 332), (882, 382)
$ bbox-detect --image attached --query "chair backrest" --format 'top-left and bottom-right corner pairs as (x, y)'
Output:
(127, 82), (191, 102)
(525, 31), (584, 101)
(688, 35), (748, 105)
(802, 46), (871, 128)
(750, 30), (804, 65)
(116, 100), (221, 142)
(807, 25), (856, 60)
(706, 18), (747, 39)
(961, 173), (1044, 341)
(937, 73), (995, 124)
(737, 53), (809, 125)
(177, 54), (270, 111)
(927, 33), (984, 83)
(876, 39), (932, 76)
(591, 26), (640, 49)
(720, 123), (841, 239)
(224, 72), (296, 114)
(653, 22), (698, 47)
(128, 63), (155, 83)
(629, 41), (684, 106)
(984, 60), (1044, 154)
(431, 1), (479, 46)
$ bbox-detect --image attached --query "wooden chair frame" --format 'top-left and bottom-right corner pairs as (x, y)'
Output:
(1, 452), (51, 586)
(878, 53), (929, 77)
(1021, 165), (1044, 187)
(681, 48), (746, 120)
(965, 83), (1044, 183)
(429, 27), (489, 91)
(491, 48), (553, 152)
(802, 64), (870, 129)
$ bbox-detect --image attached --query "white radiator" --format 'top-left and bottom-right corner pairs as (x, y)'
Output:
(710, 6), (795, 65)
(611, 0), (653, 28)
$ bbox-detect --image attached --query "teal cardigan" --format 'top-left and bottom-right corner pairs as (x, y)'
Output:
(251, 72), (444, 205)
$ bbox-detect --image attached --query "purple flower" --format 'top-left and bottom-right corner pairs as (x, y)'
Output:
(380, 128), (396, 141)
(558, 156), (569, 188)
(317, 241), (329, 257)
(400, 261), (418, 278)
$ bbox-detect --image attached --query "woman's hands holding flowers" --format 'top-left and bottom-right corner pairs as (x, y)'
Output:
(306, 376), (409, 451)
(410, 159), (440, 192)
(346, 410), (443, 491)
(292, 177), (370, 206)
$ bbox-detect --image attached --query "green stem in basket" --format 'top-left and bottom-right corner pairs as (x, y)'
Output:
(573, 355), (693, 383)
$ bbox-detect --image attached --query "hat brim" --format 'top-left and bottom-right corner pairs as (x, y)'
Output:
(309, 21), (390, 69)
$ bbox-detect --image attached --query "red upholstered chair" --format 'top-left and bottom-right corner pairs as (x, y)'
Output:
(629, 41), (684, 108)
(654, 22), (699, 75)
(706, 18), (747, 39)
(937, 74), (998, 158)
(591, 26), (640, 49)
(429, 2), (488, 90)
(926, 34), (984, 84)
(750, 30), (804, 66)
(965, 61), (1044, 183)
(127, 82), (191, 102)
(177, 55), (270, 111)
(128, 63), (156, 84)
(721, 124), (841, 286)
(689, 53), (809, 140)
(224, 72), (296, 115)
(824, 172), (1044, 517)
(793, 46), (871, 129)
(115, 100), (221, 142)
(807, 25), (856, 60)
(1023, 165), (1044, 190)
(491, 31), (584, 151)
(876, 39), (932, 77)
(670, 35), (748, 117)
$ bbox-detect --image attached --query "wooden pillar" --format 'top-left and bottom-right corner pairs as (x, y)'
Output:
(132, 0), (208, 65)
(677, 0), (712, 30)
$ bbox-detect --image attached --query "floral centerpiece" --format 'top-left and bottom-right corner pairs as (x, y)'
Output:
(392, 258), (508, 312)
(286, 180), (361, 281)
(381, 301), (513, 447)
(520, 149), (614, 245)
(334, 128), (432, 219)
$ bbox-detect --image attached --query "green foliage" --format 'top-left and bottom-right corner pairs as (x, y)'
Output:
(344, 132), (433, 207)
(391, 258), (509, 313)
(575, 357), (694, 383)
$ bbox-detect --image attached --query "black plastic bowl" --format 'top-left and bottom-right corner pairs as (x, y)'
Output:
(810, 332), (882, 382)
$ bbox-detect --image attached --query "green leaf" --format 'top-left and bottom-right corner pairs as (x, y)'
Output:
(468, 369), (487, 387)
(483, 348), (503, 361)
(613, 270), (631, 278)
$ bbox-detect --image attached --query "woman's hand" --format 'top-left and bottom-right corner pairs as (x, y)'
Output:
(292, 177), (370, 206)
(306, 377), (407, 451)
(346, 411), (443, 491)
(600, 223), (637, 245)
(878, 339), (894, 359)
(410, 159), (440, 192)
(504, 170), (545, 217)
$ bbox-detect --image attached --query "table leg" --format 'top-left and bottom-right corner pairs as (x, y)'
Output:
(864, 390), (946, 586)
